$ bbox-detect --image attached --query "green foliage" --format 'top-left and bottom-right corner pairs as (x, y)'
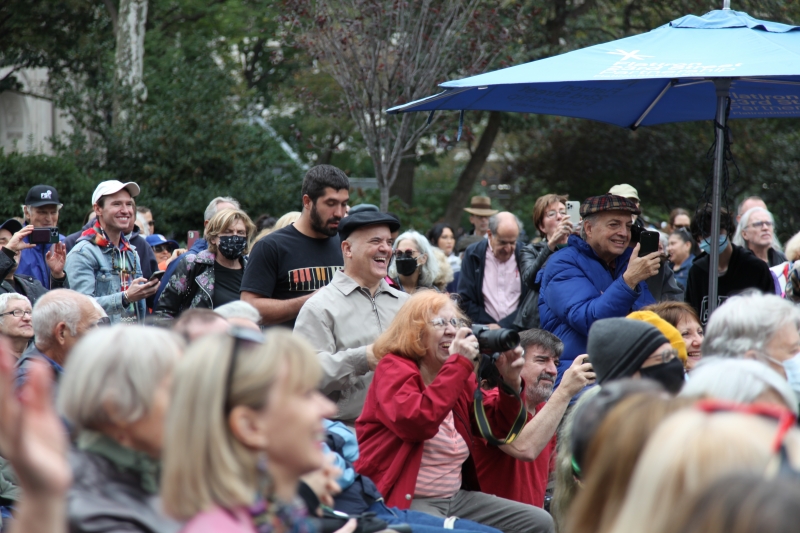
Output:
(0, 150), (95, 234)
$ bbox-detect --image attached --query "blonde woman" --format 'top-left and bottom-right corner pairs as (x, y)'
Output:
(157, 208), (256, 317)
(607, 402), (800, 533)
(161, 328), (353, 533)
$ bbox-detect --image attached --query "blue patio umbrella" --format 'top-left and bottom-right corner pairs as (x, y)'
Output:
(388, 5), (800, 315)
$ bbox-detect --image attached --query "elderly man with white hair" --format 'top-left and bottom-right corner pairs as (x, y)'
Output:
(733, 206), (787, 267)
(15, 289), (106, 387)
(0, 293), (34, 359)
(703, 291), (800, 399)
(213, 300), (261, 331)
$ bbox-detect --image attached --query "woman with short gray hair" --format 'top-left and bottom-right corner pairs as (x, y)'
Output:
(388, 230), (441, 294)
(57, 325), (184, 533)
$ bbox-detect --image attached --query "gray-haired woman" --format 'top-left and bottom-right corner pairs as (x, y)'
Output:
(57, 325), (184, 533)
(388, 230), (441, 294)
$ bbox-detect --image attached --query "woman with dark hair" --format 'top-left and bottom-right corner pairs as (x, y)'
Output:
(666, 228), (695, 290)
(643, 301), (704, 370)
(515, 193), (571, 330)
(427, 223), (459, 292)
(667, 208), (691, 233)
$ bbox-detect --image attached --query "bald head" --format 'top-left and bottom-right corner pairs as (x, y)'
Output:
(33, 289), (104, 363)
(488, 212), (521, 263)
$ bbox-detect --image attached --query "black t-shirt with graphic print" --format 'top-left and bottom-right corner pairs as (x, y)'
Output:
(240, 223), (343, 328)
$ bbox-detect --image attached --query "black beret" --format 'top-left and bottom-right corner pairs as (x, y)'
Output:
(338, 211), (400, 240)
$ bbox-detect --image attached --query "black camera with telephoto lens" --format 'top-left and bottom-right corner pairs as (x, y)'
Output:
(471, 325), (520, 387)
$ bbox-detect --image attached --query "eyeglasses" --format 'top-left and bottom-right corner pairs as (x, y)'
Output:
(695, 399), (800, 480)
(153, 245), (171, 254)
(673, 224), (690, 231)
(0, 309), (32, 318)
(430, 317), (468, 329)
(224, 327), (265, 414)
(750, 220), (774, 229)
(545, 210), (568, 219)
(394, 250), (419, 259)
(648, 348), (678, 365)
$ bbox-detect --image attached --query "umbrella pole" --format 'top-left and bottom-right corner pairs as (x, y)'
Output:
(708, 79), (731, 318)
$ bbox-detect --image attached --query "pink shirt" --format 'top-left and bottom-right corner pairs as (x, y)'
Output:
(414, 411), (470, 498)
(181, 507), (256, 533)
(482, 241), (521, 323)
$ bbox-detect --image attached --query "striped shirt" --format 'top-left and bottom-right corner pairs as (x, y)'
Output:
(414, 411), (470, 498)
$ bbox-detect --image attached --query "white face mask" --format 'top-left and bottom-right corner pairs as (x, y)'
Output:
(761, 351), (800, 402)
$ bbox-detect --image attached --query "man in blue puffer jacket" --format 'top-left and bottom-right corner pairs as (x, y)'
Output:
(538, 194), (661, 385)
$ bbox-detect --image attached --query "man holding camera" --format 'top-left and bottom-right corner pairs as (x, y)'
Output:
(17, 185), (66, 288)
(294, 211), (408, 426)
(472, 329), (595, 507)
(538, 194), (659, 385)
(65, 181), (159, 324)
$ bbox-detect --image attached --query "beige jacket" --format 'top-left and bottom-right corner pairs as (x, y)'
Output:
(294, 270), (408, 425)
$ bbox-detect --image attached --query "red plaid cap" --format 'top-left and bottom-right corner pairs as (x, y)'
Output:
(580, 194), (641, 217)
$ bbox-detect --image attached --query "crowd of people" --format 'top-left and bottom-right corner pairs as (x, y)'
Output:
(0, 165), (799, 533)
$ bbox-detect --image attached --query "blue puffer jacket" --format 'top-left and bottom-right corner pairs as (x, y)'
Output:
(538, 234), (655, 384)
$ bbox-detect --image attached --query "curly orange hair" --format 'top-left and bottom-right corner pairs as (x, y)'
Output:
(373, 291), (467, 363)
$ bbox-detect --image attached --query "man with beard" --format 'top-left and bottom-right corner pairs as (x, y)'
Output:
(471, 329), (595, 507)
(241, 165), (349, 327)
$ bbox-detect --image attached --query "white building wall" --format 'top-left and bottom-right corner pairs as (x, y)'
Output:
(0, 68), (72, 154)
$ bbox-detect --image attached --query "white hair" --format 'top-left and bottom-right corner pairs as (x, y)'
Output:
(0, 293), (30, 321)
(680, 357), (798, 415)
(135, 212), (150, 236)
(785, 231), (800, 262)
(214, 301), (260, 324)
(733, 207), (783, 252)
(388, 230), (441, 288)
(31, 289), (90, 346)
(703, 291), (800, 357)
(204, 196), (240, 222)
(58, 325), (184, 435)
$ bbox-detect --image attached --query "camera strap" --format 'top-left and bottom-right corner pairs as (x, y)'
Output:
(472, 380), (528, 446)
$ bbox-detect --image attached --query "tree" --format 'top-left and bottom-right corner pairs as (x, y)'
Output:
(113, 0), (149, 124)
(285, 0), (515, 211)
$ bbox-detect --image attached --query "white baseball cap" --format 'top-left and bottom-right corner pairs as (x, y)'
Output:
(92, 180), (141, 205)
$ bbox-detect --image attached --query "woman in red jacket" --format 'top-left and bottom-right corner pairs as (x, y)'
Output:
(355, 291), (554, 533)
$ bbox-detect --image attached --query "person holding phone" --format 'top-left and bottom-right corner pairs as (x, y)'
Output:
(515, 194), (572, 330)
(156, 208), (255, 318)
(17, 185), (66, 289)
(538, 194), (661, 386)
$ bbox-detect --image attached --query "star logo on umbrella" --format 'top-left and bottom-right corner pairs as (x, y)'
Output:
(607, 49), (653, 61)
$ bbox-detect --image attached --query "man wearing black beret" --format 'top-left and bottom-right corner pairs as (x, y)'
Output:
(294, 211), (408, 426)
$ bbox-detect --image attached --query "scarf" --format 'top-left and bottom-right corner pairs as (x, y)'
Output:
(80, 220), (133, 252)
(249, 497), (318, 533)
(77, 431), (161, 494)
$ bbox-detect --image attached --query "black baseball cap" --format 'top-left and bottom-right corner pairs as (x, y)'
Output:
(24, 185), (60, 207)
(338, 211), (400, 240)
(0, 219), (23, 235)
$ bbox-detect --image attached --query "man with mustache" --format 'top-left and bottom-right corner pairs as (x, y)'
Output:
(471, 329), (594, 507)
(294, 211), (408, 426)
(241, 165), (349, 327)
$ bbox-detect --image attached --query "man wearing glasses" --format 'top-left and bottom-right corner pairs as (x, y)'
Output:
(15, 289), (106, 387)
(16, 185), (66, 288)
(294, 211), (407, 426)
(458, 211), (527, 330)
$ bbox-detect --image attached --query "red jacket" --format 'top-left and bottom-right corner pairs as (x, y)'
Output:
(471, 398), (557, 507)
(354, 353), (524, 509)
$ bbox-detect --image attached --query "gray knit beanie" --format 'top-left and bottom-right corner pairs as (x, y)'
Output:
(587, 318), (669, 384)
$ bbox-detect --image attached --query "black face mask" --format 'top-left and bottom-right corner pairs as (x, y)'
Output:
(395, 256), (418, 277)
(640, 357), (685, 394)
(218, 235), (247, 260)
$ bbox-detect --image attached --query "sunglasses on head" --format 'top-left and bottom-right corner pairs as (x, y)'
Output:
(223, 327), (265, 414)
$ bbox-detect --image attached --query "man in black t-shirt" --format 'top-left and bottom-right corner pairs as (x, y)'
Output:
(685, 204), (776, 325)
(241, 165), (349, 327)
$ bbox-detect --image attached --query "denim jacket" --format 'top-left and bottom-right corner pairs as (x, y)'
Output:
(64, 239), (145, 323)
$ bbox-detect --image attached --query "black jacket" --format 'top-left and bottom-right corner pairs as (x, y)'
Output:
(67, 449), (180, 533)
(0, 248), (67, 305)
(685, 244), (776, 325)
(514, 241), (554, 330)
(457, 239), (528, 329)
